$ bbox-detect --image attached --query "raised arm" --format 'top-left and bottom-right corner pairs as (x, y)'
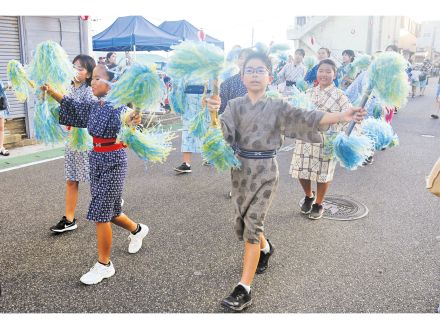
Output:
(42, 84), (95, 128)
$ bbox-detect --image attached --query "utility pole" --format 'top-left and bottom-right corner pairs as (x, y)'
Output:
(366, 16), (373, 54)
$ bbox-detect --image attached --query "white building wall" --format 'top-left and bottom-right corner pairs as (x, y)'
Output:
(288, 16), (408, 57)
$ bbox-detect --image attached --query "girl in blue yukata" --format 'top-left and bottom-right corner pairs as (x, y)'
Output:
(41, 64), (149, 285)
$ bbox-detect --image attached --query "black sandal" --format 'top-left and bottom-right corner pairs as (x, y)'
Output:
(0, 147), (10, 156)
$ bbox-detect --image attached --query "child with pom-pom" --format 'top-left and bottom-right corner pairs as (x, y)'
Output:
(290, 59), (357, 220)
(206, 51), (366, 312)
(41, 64), (149, 285)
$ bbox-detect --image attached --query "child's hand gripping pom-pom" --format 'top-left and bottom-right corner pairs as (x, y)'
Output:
(119, 111), (176, 167)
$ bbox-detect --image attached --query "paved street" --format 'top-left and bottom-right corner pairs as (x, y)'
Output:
(0, 83), (439, 313)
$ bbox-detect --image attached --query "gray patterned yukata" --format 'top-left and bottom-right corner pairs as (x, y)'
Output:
(220, 94), (328, 244)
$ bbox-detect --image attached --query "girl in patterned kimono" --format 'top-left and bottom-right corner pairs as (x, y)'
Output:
(290, 59), (353, 220)
(50, 54), (96, 234)
(207, 52), (366, 312)
(42, 64), (149, 285)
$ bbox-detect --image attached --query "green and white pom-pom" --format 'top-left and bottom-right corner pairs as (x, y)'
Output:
(266, 90), (282, 99)
(7, 60), (34, 102)
(303, 56), (318, 71)
(34, 99), (66, 144)
(289, 92), (315, 110)
(167, 40), (225, 81)
(202, 127), (241, 171)
(107, 63), (164, 110)
(119, 124), (176, 165)
(28, 40), (75, 91)
(295, 79), (310, 92)
(68, 127), (92, 152)
(322, 130), (338, 160)
(367, 52), (410, 108)
(348, 54), (371, 79)
(189, 107), (210, 139)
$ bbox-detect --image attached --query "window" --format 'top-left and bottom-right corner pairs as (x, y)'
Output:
(296, 17), (306, 26)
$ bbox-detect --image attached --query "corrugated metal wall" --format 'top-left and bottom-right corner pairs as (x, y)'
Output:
(20, 16), (83, 138)
(21, 16), (82, 63)
(0, 16), (26, 119)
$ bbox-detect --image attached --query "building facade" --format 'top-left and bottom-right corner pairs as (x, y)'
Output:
(286, 16), (420, 63)
(0, 16), (90, 146)
(415, 21), (440, 65)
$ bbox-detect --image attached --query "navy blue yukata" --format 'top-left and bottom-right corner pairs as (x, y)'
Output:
(59, 96), (128, 223)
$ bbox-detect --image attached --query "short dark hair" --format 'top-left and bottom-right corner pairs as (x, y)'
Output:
(319, 47), (331, 57)
(73, 54), (96, 86)
(238, 47), (254, 59)
(342, 49), (355, 62)
(96, 64), (115, 82)
(242, 51), (273, 76)
(385, 45), (399, 52)
(106, 52), (116, 60)
(317, 59), (337, 73)
(295, 48), (305, 57)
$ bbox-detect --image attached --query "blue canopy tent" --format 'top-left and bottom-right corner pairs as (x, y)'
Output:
(158, 20), (224, 49)
(92, 16), (181, 52)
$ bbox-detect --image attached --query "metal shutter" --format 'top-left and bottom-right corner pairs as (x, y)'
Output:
(0, 16), (26, 119)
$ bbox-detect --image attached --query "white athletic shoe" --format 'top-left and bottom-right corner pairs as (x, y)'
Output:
(80, 261), (115, 285)
(128, 223), (149, 254)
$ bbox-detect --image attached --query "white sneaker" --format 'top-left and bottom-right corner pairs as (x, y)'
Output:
(128, 223), (149, 254)
(80, 261), (115, 285)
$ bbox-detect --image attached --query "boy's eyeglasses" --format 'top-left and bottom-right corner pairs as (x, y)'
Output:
(243, 67), (269, 75)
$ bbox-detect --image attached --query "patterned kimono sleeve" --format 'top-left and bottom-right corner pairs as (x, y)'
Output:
(219, 101), (236, 146)
(219, 80), (230, 113)
(337, 92), (352, 112)
(59, 95), (95, 128)
(277, 99), (327, 143)
(108, 105), (128, 132)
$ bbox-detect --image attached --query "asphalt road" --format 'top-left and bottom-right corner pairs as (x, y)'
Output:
(1, 82), (439, 313)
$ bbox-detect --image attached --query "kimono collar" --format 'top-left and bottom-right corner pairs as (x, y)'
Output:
(318, 84), (335, 93)
(245, 93), (268, 105)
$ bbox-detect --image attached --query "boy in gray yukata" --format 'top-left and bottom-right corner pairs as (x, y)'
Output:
(207, 51), (366, 312)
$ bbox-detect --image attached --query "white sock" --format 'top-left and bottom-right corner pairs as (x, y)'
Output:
(238, 282), (251, 293)
(261, 240), (270, 254)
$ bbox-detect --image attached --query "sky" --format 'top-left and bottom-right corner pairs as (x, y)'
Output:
(6, 0), (438, 56)
(89, 11), (296, 53)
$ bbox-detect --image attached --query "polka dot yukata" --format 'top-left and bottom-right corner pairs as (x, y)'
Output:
(220, 95), (328, 244)
(64, 83), (94, 182)
(59, 96), (128, 223)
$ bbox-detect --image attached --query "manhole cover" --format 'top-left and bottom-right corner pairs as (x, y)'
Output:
(279, 144), (295, 152)
(299, 194), (369, 221)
